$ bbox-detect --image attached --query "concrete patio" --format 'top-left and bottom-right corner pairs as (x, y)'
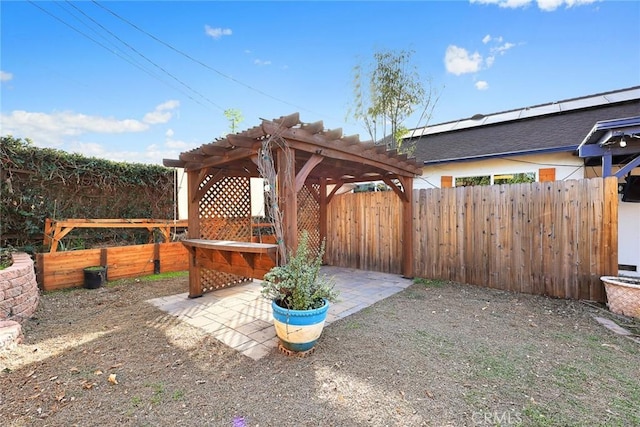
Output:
(147, 266), (413, 360)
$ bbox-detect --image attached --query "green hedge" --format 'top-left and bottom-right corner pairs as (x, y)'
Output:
(1, 136), (176, 252)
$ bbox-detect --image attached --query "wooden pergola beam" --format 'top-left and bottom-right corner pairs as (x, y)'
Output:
(295, 154), (324, 193)
(261, 122), (421, 177)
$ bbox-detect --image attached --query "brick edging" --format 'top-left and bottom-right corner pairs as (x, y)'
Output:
(0, 252), (40, 322)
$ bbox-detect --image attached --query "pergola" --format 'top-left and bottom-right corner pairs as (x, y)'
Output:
(164, 113), (422, 297)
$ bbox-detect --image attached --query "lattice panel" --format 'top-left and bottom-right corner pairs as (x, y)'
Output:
(297, 184), (321, 254)
(197, 175), (252, 292)
(200, 269), (251, 293)
(198, 176), (251, 240)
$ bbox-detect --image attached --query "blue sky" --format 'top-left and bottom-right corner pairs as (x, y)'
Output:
(1, 0), (639, 165)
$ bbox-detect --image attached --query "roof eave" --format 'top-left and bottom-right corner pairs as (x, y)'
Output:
(422, 145), (579, 166)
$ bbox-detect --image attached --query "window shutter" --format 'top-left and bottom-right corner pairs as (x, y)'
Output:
(539, 168), (556, 182)
(441, 176), (453, 188)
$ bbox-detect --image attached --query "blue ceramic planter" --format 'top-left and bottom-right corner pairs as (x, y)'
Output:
(271, 299), (329, 352)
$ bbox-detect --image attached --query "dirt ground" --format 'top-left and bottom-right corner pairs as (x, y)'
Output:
(1, 273), (639, 427)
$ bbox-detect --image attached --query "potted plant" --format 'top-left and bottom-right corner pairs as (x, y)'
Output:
(600, 276), (640, 319)
(261, 231), (339, 353)
(83, 265), (108, 289)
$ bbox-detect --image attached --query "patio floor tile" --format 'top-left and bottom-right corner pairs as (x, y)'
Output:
(147, 266), (412, 360)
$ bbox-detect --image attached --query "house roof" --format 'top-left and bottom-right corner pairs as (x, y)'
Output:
(407, 87), (640, 165)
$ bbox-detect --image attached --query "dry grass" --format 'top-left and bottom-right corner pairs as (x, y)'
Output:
(1, 273), (639, 426)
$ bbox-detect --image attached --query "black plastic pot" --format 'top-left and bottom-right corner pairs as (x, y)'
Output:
(83, 266), (107, 289)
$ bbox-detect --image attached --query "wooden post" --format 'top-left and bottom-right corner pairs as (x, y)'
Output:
(43, 218), (53, 248)
(319, 177), (328, 263)
(187, 169), (202, 298)
(601, 176), (618, 302)
(153, 243), (161, 274)
(277, 147), (297, 254)
(35, 253), (44, 289)
(402, 177), (414, 278)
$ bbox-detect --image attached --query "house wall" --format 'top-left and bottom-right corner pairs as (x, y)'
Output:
(415, 152), (584, 190)
(585, 165), (640, 278)
(175, 169), (266, 219)
(176, 168), (188, 220)
(618, 201), (640, 278)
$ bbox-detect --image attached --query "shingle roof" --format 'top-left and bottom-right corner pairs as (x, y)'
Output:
(409, 91), (640, 165)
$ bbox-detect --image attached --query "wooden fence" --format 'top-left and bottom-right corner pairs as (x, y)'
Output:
(326, 191), (404, 274)
(36, 242), (189, 291)
(326, 177), (618, 302)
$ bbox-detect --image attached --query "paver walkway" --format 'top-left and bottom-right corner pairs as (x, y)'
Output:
(147, 266), (412, 360)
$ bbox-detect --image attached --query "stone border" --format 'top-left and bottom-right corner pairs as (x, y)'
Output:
(0, 252), (39, 322)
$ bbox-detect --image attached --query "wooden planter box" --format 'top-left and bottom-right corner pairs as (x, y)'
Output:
(37, 242), (188, 291)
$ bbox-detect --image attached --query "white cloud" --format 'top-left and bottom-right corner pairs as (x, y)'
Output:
(0, 110), (149, 146)
(470, 0), (598, 11)
(254, 59), (272, 66)
(61, 139), (184, 165)
(447, 36), (516, 75)
(143, 111), (172, 125)
(539, 0), (597, 10)
(0, 70), (13, 82)
(470, 0), (532, 8)
(67, 141), (109, 158)
(143, 100), (180, 124)
(482, 34), (504, 44)
(156, 100), (180, 111)
(205, 25), (232, 39)
(485, 41), (516, 68)
(537, 0), (564, 9)
(1, 102), (179, 149)
(164, 129), (193, 151)
(491, 42), (516, 55)
(1, 103), (194, 165)
(67, 140), (182, 165)
(475, 81), (489, 90)
(165, 138), (191, 149)
(444, 45), (483, 75)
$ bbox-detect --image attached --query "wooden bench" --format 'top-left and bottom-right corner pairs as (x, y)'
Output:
(181, 239), (279, 298)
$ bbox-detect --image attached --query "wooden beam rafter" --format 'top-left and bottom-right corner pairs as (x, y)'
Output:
(321, 128), (343, 140)
(201, 144), (229, 156)
(382, 176), (409, 203)
(295, 154), (324, 192)
(301, 120), (324, 134)
(327, 181), (344, 203)
(262, 122), (420, 177)
(227, 134), (261, 149)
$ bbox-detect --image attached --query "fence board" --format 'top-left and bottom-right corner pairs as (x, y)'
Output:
(327, 177), (617, 302)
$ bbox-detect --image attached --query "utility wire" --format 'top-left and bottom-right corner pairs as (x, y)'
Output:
(51, 1), (174, 94)
(63, 0), (224, 111)
(91, 0), (337, 121)
(27, 1), (215, 111)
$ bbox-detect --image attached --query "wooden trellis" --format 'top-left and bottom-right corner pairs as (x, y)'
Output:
(197, 175), (253, 293)
(297, 183), (321, 253)
(164, 113), (422, 298)
(43, 218), (188, 253)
